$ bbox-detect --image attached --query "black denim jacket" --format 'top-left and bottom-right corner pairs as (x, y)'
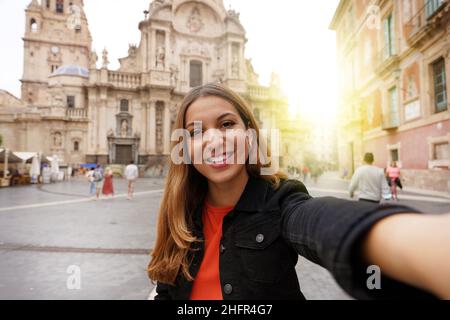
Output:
(154, 176), (436, 300)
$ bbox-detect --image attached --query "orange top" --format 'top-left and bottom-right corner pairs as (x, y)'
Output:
(190, 201), (234, 300)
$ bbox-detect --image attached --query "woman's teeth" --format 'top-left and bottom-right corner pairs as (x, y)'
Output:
(207, 152), (233, 164)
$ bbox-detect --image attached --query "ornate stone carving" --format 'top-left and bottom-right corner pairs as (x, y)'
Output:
(53, 132), (63, 147)
(156, 46), (166, 69)
(227, 8), (240, 21)
(120, 119), (128, 138)
(186, 7), (204, 33)
(102, 48), (109, 69)
(170, 65), (179, 86)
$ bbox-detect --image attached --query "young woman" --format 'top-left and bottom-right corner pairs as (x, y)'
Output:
(102, 166), (114, 198)
(148, 83), (450, 300)
(386, 161), (401, 201)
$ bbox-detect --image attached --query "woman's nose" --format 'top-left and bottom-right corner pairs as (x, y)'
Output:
(203, 129), (226, 155)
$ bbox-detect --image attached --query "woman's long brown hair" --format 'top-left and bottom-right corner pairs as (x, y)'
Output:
(147, 83), (286, 285)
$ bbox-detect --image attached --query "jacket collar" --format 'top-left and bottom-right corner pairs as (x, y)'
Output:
(191, 175), (272, 232)
(234, 174), (271, 213)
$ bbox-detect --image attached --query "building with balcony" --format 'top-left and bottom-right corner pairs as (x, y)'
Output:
(0, 0), (291, 174)
(330, 0), (450, 191)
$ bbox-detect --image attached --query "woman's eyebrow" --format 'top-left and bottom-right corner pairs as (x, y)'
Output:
(186, 112), (238, 128)
(216, 112), (238, 122)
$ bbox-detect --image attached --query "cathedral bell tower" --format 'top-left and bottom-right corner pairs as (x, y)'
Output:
(21, 0), (92, 106)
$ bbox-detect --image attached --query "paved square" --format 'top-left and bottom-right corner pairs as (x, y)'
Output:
(0, 175), (447, 300)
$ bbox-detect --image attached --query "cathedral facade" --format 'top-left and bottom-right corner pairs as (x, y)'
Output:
(0, 0), (293, 175)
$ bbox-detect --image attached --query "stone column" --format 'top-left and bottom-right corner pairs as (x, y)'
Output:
(148, 101), (156, 154)
(143, 31), (148, 71)
(240, 42), (245, 79)
(98, 101), (108, 154)
(140, 102), (147, 154)
(165, 30), (170, 72)
(163, 103), (171, 155)
(228, 42), (232, 78)
(150, 29), (156, 70)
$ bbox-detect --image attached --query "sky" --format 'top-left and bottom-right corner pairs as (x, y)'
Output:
(0, 0), (340, 118)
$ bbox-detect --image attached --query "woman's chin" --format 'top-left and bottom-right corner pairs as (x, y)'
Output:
(201, 164), (245, 185)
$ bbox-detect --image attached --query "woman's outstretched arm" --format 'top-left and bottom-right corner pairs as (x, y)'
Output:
(362, 213), (450, 299)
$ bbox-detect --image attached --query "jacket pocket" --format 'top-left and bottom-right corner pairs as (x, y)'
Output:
(234, 213), (290, 283)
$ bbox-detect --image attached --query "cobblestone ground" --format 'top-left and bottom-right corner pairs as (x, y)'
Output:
(0, 174), (448, 300)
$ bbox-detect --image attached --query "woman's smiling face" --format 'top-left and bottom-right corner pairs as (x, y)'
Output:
(185, 95), (250, 184)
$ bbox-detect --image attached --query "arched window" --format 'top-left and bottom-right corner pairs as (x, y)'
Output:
(120, 99), (129, 112)
(190, 60), (203, 88)
(56, 0), (64, 14)
(30, 19), (38, 33)
(73, 141), (79, 152)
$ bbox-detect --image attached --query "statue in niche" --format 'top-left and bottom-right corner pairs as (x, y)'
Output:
(186, 7), (204, 33)
(53, 132), (62, 148)
(156, 46), (165, 69)
(170, 65), (178, 86)
(232, 56), (239, 77)
(120, 119), (128, 137)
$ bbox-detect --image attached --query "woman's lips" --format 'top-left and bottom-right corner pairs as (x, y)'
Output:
(206, 152), (234, 168)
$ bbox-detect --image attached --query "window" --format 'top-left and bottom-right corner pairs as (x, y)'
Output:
(383, 13), (395, 59)
(73, 141), (79, 152)
(120, 99), (129, 112)
(46, 0), (50, 9)
(190, 60), (203, 88)
(434, 143), (449, 160)
(56, 0), (64, 14)
(51, 65), (59, 73)
(67, 96), (75, 108)
(426, 0), (446, 18)
(432, 57), (448, 113)
(390, 149), (399, 162)
(30, 19), (38, 33)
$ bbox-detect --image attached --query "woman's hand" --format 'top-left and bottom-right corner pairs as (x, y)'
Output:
(362, 213), (450, 299)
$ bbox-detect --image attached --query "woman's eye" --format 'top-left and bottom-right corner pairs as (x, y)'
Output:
(222, 121), (235, 129)
(190, 129), (202, 137)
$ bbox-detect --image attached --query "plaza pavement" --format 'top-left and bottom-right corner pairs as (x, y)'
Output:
(0, 173), (448, 300)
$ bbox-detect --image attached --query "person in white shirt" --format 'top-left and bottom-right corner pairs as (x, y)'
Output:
(349, 153), (390, 204)
(124, 160), (139, 200)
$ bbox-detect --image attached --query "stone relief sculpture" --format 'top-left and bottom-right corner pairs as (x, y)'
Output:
(156, 46), (166, 69)
(186, 7), (204, 33)
(232, 56), (239, 77)
(53, 132), (62, 147)
(121, 119), (128, 137)
(170, 65), (179, 87)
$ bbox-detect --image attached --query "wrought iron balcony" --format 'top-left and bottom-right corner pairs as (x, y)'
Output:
(405, 0), (449, 47)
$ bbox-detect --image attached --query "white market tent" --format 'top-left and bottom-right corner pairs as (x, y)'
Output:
(0, 149), (39, 178)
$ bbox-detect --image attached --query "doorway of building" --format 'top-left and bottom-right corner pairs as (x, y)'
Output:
(115, 145), (132, 165)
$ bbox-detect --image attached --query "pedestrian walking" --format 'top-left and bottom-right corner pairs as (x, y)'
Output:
(302, 165), (310, 182)
(86, 168), (95, 196)
(93, 164), (104, 200)
(124, 160), (138, 200)
(148, 83), (450, 300)
(67, 165), (72, 181)
(102, 166), (114, 198)
(386, 161), (402, 201)
(349, 153), (390, 204)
